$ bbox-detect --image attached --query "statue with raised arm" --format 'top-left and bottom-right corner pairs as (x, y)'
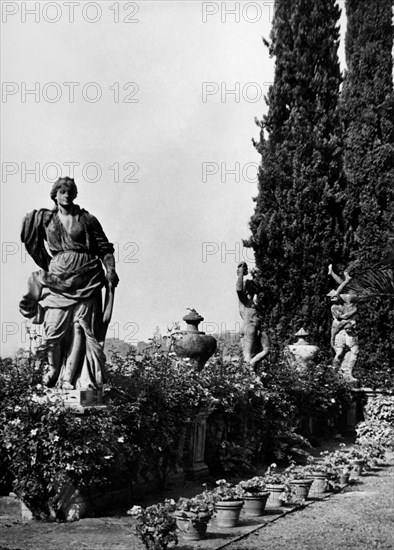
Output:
(236, 262), (269, 370)
(19, 177), (119, 391)
(327, 264), (359, 385)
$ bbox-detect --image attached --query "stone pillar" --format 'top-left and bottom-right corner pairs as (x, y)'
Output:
(184, 409), (210, 480)
(360, 387), (385, 421)
(339, 389), (364, 435)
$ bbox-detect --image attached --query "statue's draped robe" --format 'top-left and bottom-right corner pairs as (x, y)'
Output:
(20, 206), (114, 388)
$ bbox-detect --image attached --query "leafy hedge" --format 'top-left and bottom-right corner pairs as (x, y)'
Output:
(0, 345), (352, 519)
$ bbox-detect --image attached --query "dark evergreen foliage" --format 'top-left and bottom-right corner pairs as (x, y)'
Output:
(246, 0), (344, 347)
(247, 0), (394, 387)
(340, 0), (394, 387)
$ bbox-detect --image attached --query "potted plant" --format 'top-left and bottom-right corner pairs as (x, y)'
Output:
(236, 476), (270, 516)
(319, 450), (352, 489)
(283, 463), (313, 502)
(347, 448), (367, 476)
(173, 495), (214, 541)
(339, 465), (351, 485)
(263, 464), (291, 507)
(129, 500), (178, 550)
(212, 479), (244, 527)
(304, 458), (329, 498)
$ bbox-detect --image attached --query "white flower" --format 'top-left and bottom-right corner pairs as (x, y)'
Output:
(30, 428), (38, 436)
(117, 436), (125, 443)
(127, 505), (142, 516)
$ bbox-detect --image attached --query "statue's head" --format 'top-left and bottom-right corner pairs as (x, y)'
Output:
(50, 177), (78, 205)
(339, 291), (358, 304)
(326, 289), (339, 303)
(237, 261), (248, 276)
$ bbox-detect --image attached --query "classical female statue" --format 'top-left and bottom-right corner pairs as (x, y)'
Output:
(19, 177), (119, 390)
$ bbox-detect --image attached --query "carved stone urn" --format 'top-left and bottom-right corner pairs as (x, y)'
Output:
(172, 310), (217, 370)
(287, 328), (319, 371)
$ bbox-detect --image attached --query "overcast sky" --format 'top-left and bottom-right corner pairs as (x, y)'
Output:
(1, 1), (346, 355)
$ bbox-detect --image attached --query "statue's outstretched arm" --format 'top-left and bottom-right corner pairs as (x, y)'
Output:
(328, 264), (344, 285)
(236, 263), (248, 305)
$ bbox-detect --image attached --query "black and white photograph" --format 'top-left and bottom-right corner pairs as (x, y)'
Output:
(1, 1), (393, 549)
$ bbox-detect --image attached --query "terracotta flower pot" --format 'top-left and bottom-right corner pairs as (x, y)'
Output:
(215, 500), (244, 527)
(174, 512), (210, 541)
(340, 472), (350, 485)
(265, 484), (285, 507)
(352, 459), (365, 476)
(289, 479), (313, 501)
(307, 472), (328, 498)
(242, 492), (270, 516)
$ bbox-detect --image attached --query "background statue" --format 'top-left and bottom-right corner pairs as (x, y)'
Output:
(327, 265), (359, 385)
(236, 262), (270, 370)
(286, 327), (319, 371)
(20, 177), (119, 390)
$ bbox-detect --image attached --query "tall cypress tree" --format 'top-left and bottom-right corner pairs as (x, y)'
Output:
(340, 0), (394, 386)
(246, 0), (343, 348)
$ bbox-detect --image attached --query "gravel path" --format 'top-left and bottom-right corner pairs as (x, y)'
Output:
(224, 464), (394, 550)
(1, 460), (393, 550)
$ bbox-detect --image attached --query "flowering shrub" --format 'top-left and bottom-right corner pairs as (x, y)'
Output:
(356, 420), (394, 452)
(355, 394), (394, 458)
(364, 394), (394, 424)
(106, 348), (220, 487)
(0, 336), (359, 520)
(0, 354), (138, 519)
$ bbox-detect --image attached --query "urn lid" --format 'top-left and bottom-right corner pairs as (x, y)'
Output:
(183, 308), (204, 325)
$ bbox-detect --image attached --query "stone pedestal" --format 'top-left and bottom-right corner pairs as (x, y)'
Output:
(60, 389), (103, 410)
(0, 494), (33, 522)
(184, 409), (210, 480)
(360, 387), (385, 421)
(33, 388), (105, 414)
(339, 389), (364, 435)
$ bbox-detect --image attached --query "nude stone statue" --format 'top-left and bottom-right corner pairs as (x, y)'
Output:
(236, 262), (269, 369)
(327, 264), (359, 385)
